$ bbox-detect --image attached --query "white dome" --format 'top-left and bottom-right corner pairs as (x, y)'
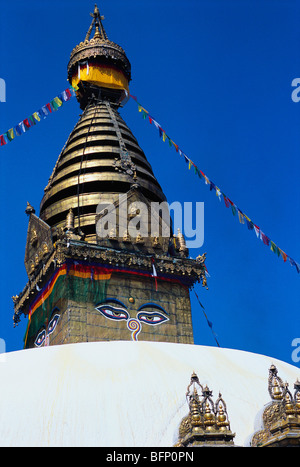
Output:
(0, 341), (298, 447)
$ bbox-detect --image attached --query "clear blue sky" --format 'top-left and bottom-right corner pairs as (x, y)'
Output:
(0, 0), (299, 366)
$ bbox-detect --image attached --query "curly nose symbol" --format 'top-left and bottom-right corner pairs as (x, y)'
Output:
(127, 318), (141, 341)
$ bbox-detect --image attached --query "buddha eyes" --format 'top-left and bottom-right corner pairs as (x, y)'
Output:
(48, 314), (60, 334)
(35, 329), (46, 347)
(96, 304), (129, 321)
(137, 311), (168, 325)
(34, 312), (60, 347)
(96, 300), (169, 327)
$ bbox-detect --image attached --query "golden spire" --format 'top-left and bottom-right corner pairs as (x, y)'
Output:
(268, 364), (284, 401)
(85, 4), (108, 41)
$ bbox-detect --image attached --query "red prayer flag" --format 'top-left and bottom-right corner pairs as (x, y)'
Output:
(65, 88), (72, 99)
(260, 232), (270, 246)
(46, 103), (53, 113)
(223, 195), (230, 208)
(280, 249), (287, 262)
(23, 118), (31, 128)
(0, 134), (6, 146)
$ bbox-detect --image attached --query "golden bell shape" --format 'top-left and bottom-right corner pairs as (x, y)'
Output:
(203, 402), (215, 431)
(272, 380), (283, 400)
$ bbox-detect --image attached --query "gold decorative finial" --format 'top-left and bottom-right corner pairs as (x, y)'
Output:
(85, 3), (108, 41)
(25, 202), (35, 216)
(177, 228), (189, 257)
(65, 208), (74, 231)
(268, 364), (284, 401)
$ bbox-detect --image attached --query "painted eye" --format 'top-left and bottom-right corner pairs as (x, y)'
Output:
(96, 304), (129, 321)
(48, 314), (60, 335)
(35, 329), (46, 347)
(137, 311), (169, 326)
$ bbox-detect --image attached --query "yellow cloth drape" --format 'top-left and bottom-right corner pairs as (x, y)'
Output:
(71, 64), (129, 92)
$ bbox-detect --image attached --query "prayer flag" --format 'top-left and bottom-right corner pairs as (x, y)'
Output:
(65, 88), (72, 100)
(152, 120), (160, 130)
(7, 128), (15, 140)
(14, 125), (22, 136)
(231, 204), (237, 216)
(29, 115), (36, 126)
(246, 218), (254, 230)
(289, 257), (300, 273)
(238, 210), (245, 224)
(254, 224), (260, 238)
(223, 195), (230, 208)
(0, 134), (6, 146)
(23, 118), (31, 129)
(39, 107), (48, 118)
(51, 99), (59, 111)
(280, 249), (287, 262)
(46, 103), (52, 113)
(53, 96), (63, 107)
(33, 112), (40, 122)
(18, 121), (26, 133)
(260, 232), (270, 246)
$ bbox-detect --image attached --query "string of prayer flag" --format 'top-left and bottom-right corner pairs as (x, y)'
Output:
(0, 85), (79, 146)
(129, 94), (300, 275)
(193, 289), (220, 347)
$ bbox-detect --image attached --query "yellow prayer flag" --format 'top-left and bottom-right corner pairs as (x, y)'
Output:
(238, 211), (245, 224)
(33, 112), (40, 122)
(8, 128), (14, 140)
(54, 97), (63, 107)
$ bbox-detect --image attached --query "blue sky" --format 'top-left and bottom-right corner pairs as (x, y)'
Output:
(0, 0), (299, 366)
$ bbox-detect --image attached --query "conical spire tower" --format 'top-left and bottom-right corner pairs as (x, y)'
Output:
(40, 4), (165, 243)
(13, 5), (207, 349)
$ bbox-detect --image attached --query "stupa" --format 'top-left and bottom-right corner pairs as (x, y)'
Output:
(4, 5), (299, 448)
